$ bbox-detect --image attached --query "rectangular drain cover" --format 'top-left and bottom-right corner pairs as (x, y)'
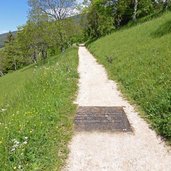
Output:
(75, 106), (132, 132)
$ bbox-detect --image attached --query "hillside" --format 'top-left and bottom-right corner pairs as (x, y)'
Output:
(88, 12), (171, 141)
(0, 31), (17, 48)
(0, 47), (78, 170)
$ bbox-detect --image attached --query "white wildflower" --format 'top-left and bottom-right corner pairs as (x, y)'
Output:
(11, 148), (16, 152)
(12, 139), (16, 142)
(18, 165), (22, 169)
(14, 141), (20, 145)
(11, 139), (20, 152)
(23, 141), (27, 145)
(1, 109), (7, 112)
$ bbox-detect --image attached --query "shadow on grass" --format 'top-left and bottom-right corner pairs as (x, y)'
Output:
(151, 20), (171, 38)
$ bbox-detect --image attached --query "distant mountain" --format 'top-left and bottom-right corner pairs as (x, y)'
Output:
(0, 31), (17, 48)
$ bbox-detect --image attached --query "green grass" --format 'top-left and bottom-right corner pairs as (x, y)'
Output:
(0, 64), (35, 104)
(88, 12), (171, 142)
(0, 47), (78, 170)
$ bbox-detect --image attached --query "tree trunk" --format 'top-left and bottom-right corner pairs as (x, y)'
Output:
(132, 0), (138, 22)
(116, 15), (122, 28)
(163, 0), (168, 11)
(13, 57), (17, 70)
(0, 71), (4, 76)
(41, 48), (47, 61)
(32, 50), (37, 64)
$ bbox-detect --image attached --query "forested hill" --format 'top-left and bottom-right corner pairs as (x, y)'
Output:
(0, 31), (17, 48)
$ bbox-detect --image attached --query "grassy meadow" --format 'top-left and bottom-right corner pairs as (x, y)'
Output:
(88, 12), (171, 142)
(0, 47), (78, 170)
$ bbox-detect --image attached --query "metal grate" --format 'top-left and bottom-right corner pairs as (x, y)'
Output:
(75, 106), (132, 132)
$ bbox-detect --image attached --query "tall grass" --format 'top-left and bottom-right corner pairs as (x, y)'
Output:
(0, 47), (78, 170)
(88, 12), (171, 142)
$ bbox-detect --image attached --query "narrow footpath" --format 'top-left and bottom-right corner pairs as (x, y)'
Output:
(63, 46), (171, 171)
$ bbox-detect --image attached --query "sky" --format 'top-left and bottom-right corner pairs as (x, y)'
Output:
(0, 0), (29, 34)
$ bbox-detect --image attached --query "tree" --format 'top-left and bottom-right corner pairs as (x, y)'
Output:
(4, 32), (20, 71)
(85, 0), (114, 38)
(132, 0), (138, 21)
(28, 0), (77, 21)
(0, 49), (6, 75)
(28, 0), (81, 52)
(17, 21), (49, 63)
(136, 0), (154, 18)
(113, 0), (133, 27)
(162, 0), (171, 10)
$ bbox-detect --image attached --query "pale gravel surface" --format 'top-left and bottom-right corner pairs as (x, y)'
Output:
(63, 46), (171, 171)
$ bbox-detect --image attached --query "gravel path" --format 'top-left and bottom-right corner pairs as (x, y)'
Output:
(63, 46), (171, 171)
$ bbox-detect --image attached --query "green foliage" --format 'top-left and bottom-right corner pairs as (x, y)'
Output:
(88, 12), (171, 142)
(133, 0), (154, 19)
(28, 0), (83, 51)
(1, 0), (83, 75)
(0, 31), (17, 48)
(114, 0), (133, 26)
(0, 49), (6, 74)
(0, 47), (78, 170)
(4, 33), (21, 71)
(84, 0), (168, 39)
(1, 16), (83, 74)
(85, 0), (114, 38)
(0, 32), (30, 74)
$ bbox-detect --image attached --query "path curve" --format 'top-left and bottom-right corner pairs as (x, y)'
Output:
(63, 46), (171, 171)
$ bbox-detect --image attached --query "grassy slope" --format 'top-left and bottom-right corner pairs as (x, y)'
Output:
(0, 47), (78, 170)
(88, 12), (171, 141)
(0, 65), (35, 104)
